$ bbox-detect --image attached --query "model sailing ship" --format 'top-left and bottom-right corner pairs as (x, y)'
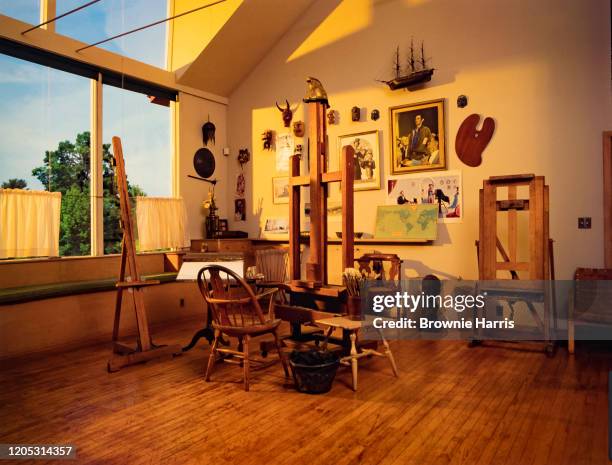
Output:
(381, 40), (434, 90)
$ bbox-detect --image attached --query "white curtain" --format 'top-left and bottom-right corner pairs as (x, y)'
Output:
(0, 189), (62, 259)
(135, 197), (190, 252)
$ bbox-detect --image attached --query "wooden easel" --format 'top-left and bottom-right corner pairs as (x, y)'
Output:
(108, 136), (182, 372)
(265, 93), (355, 351)
(475, 174), (556, 355)
(288, 100), (355, 287)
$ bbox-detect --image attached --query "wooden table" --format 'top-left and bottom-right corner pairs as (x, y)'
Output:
(316, 316), (398, 391)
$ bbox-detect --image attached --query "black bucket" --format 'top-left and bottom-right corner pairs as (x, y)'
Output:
(289, 349), (340, 394)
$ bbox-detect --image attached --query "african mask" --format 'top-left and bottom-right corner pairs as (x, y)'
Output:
(276, 100), (295, 127)
(292, 121), (305, 138)
(202, 119), (216, 146)
(327, 109), (337, 125)
(262, 130), (273, 150)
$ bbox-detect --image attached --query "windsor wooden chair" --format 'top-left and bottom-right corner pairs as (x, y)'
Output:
(197, 265), (289, 391)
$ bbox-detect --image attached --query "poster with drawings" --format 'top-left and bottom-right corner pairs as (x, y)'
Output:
(275, 133), (294, 172)
(386, 170), (462, 223)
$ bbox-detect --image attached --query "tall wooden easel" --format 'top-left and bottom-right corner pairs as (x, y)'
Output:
(288, 92), (355, 288)
(475, 174), (556, 355)
(108, 136), (182, 372)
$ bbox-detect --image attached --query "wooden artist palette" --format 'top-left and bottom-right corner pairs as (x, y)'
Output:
(455, 114), (495, 167)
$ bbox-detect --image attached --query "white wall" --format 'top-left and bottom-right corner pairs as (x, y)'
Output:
(176, 92), (229, 239)
(227, 0), (612, 279)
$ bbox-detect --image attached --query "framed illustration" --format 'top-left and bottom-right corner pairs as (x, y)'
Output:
(386, 169), (462, 223)
(338, 130), (381, 191)
(264, 217), (289, 234)
(218, 219), (228, 231)
(390, 99), (445, 174)
(234, 198), (246, 221)
(275, 132), (294, 173)
(272, 176), (290, 204)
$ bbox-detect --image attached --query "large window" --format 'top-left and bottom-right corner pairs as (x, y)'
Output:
(102, 85), (171, 253)
(56, 0), (168, 69)
(0, 48), (173, 258)
(0, 53), (92, 257)
(0, 0), (40, 24)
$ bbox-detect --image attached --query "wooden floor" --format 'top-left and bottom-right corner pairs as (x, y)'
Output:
(0, 318), (610, 465)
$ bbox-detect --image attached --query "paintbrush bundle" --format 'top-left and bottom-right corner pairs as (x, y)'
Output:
(342, 268), (365, 297)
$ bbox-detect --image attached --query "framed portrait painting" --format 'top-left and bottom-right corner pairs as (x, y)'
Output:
(338, 130), (381, 191)
(390, 99), (446, 175)
(272, 176), (290, 204)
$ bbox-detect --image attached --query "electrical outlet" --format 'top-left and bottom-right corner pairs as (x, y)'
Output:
(578, 217), (592, 229)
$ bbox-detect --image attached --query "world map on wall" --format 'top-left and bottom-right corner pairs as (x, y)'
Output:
(375, 205), (438, 240)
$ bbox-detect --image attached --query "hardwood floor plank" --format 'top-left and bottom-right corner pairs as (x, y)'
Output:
(0, 319), (610, 465)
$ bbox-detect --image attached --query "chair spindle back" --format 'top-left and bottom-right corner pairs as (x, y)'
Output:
(197, 265), (267, 328)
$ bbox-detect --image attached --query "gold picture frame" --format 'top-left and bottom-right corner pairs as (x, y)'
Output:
(390, 99), (446, 175)
(337, 130), (381, 191)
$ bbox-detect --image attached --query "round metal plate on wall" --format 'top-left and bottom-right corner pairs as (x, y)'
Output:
(193, 148), (216, 178)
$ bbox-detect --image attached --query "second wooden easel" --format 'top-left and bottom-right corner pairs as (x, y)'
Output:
(108, 136), (182, 372)
(475, 174), (556, 355)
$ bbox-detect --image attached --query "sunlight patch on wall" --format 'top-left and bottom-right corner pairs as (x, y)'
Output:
(287, 0), (371, 63)
(170, 0), (243, 71)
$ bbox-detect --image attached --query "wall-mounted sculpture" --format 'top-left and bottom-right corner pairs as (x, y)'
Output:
(202, 118), (216, 146)
(193, 147), (216, 179)
(304, 77), (328, 106)
(262, 130), (273, 150)
(327, 109), (337, 125)
(457, 95), (468, 108)
(380, 40), (434, 90)
(276, 100), (298, 127)
(293, 120), (305, 138)
(238, 148), (251, 168)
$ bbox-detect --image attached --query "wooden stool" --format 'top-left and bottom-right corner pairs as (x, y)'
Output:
(316, 316), (398, 391)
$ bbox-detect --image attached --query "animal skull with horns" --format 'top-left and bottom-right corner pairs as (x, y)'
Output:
(276, 100), (299, 127)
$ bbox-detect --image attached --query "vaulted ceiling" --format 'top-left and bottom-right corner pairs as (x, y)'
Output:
(172, 0), (315, 97)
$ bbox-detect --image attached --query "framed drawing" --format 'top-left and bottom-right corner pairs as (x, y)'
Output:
(386, 169), (463, 223)
(390, 99), (446, 174)
(337, 130), (381, 191)
(272, 176), (290, 204)
(264, 217), (289, 234)
(234, 199), (246, 221)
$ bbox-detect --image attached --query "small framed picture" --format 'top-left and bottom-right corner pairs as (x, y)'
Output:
(234, 199), (246, 221)
(264, 217), (289, 233)
(272, 176), (290, 204)
(338, 130), (381, 191)
(390, 98), (446, 174)
(218, 219), (228, 231)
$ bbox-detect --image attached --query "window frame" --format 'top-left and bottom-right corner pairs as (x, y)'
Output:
(0, 0), (177, 260)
